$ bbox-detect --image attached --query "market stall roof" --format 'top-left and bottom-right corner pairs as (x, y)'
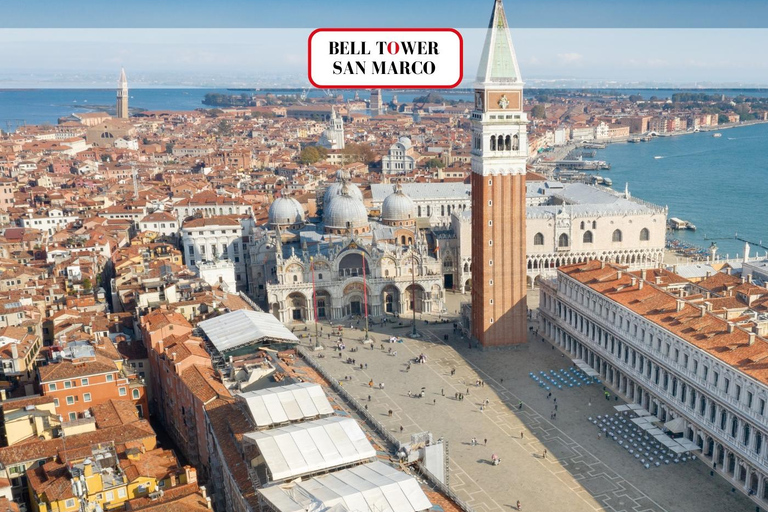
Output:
(237, 382), (333, 428)
(257, 461), (433, 512)
(198, 309), (299, 353)
(244, 416), (376, 482)
(664, 417), (687, 434)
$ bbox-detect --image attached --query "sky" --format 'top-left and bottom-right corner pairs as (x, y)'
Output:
(1, 0), (767, 87)
(3, 0), (768, 28)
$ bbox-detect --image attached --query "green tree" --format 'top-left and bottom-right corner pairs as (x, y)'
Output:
(425, 157), (445, 168)
(82, 278), (92, 291)
(299, 146), (328, 164)
(341, 142), (376, 164)
(531, 104), (547, 119)
(217, 120), (232, 137)
(628, 94), (643, 102)
(718, 114), (730, 124)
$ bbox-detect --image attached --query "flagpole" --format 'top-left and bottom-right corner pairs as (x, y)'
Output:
(362, 251), (370, 342)
(311, 256), (320, 350)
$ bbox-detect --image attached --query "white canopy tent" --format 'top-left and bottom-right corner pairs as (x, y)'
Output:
(257, 461), (433, 512)
(244, 416), (376, 482)
(572, 358), (600, 377)
(664, 417), (687, 434)
(237, 382), (334, 428)
(613, 405), (631, 412)
(198, 309), (300, 353)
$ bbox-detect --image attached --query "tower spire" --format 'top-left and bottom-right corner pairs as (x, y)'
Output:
(476, 0), (522, 85)
(116, 68), (129, 119)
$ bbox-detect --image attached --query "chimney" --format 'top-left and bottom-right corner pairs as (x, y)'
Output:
(630, 277), (637, 288)
(640, 269), (647, 280)
(672, 265), (678, 275)
(706, 271), (711, 278)
(639, 280), (644, 290)
(676, 299), (685, 312)
(200, 486), (207, 499)
(600, 260), (605, 269)
(747, 274), (753, 284)
(698, 305), (706, 317)
(748, 332), (756, 346)
(655, 276), (663, 285)
(727, 322), (735, 333)
(10, 343), (18, 360)
(617, 271), (623, 280)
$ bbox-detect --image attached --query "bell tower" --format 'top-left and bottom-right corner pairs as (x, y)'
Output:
(117, 68), (129, 119)
(470, 0), (528, 347)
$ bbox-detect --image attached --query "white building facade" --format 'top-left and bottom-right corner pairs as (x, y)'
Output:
(539, 261), (768, 507)
(181, 215), (253, 290)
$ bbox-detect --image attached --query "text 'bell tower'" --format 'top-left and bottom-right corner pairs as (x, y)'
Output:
(470, 0), (528, 347)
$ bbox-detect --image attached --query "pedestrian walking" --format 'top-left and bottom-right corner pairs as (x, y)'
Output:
(408, 391), (412, 398)
(555, 404), (558, 411)
(588, 399), (592, 407)
(553, 397), (557, 404)
(451, 368), (456, 376)
(480, 405), (484, 412)
(441, 388), (444, 396)
(521, 431), (524, 439)
(388, 409), (393, 417)
(597, 432), (601, 440)
(517, 500), (522, 510)
(547, 392), (551, 399)
(455, 392), (458, 400)
(543, 449), (547, 459)
(400, 425), (404, 433)
(433, 399), (436, 405)
(518, 401), (523, 410)
(368, 395), (371, 402)
(484, 438), (487, 446)
(466, 388), (470, 395)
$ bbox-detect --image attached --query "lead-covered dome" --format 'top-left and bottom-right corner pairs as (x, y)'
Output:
(324, 180), (363, 206)
(381, 184), (415, 226)
(324, 184), (369, 234)
(268, 196), (305, 228)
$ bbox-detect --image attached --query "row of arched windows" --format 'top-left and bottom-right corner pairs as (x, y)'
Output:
(490, 134), (520, 151)
(534, 228), (650, 247)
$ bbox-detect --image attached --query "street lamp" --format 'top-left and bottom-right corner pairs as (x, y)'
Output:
(310, 256), (321, 350)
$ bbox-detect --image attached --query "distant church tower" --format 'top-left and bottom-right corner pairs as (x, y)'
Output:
(116, 68), (129, 119)
(471, 0), (528, 348)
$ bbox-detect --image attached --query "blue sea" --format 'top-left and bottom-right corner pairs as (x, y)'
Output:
(596, 123), (768, 259)
(1, 88), (766, 258)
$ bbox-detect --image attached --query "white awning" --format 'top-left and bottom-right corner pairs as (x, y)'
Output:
(614, 405), (631, 412)
(646, 428), (664, 436)
(572, 358), (600, 377)
(244, 416), (376, 482)
(257, 461), (433, 512)
(671, 444), (689, 454)
(664, 417), (687, 434)
(678, 439), (701, 451)
(198, 309), (299, 353)
(237, 382), (333, 428)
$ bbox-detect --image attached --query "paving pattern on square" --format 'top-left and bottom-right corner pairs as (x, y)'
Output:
(306, 291), (755, 512)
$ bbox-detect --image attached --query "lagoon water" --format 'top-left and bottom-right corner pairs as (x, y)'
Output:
(596, 123), (768, 259)
(1, 88), (766, 258)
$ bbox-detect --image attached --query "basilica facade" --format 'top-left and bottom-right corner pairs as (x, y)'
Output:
(248, 178), (444, 323)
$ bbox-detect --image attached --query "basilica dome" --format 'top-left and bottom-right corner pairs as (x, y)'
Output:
(324, 180), (363, 206)
(268, 196), (305, 228)
(381, 184), (416, 226)
(324, 184), (370, 234)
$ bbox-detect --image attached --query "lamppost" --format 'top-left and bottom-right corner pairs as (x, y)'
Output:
(310, 256), (320, 350)
(410, 234), (421, 338)
(362, 250), (371, 344)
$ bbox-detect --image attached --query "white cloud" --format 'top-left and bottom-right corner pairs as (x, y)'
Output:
(557, 52), (583, 64)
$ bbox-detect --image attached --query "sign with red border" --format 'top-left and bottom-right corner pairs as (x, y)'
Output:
(308, 28), (463, 89)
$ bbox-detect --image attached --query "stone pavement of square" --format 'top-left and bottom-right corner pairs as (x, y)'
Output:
(307, 292), (754, 512)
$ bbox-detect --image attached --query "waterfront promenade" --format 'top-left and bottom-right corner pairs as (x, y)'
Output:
(301, 290), (755, 512)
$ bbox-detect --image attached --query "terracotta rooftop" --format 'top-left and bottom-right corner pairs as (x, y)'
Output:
(561, 261), (768, 387)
